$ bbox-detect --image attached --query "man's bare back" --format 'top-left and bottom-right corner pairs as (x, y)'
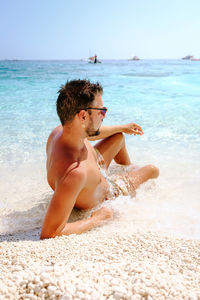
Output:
(40, 80), (159, 239)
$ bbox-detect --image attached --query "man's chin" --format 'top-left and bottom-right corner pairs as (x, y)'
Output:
(87, 129), (100, 137)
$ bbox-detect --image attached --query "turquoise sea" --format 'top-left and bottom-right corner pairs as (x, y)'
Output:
(0, 60), (200, 239)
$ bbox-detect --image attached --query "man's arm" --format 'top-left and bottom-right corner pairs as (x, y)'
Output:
(40, 168), (113, 239)
(88, 122), (144, 141)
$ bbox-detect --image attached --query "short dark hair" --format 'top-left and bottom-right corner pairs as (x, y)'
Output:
(56, 79), (103, 125)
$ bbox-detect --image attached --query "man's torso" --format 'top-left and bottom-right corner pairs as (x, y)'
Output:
(46, 126), (109, 209)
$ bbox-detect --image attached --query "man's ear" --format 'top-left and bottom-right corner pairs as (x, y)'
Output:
(77, 110), (86, 121)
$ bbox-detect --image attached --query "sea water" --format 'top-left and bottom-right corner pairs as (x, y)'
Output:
(0, 59), (200, 239)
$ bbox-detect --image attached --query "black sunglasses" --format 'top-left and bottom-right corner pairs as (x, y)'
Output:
(83, 107), (108, 116)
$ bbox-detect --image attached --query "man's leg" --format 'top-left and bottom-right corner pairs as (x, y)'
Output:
(122, 164), (159, 192)
(94, 133), (131, 168)
(94, 133), (159, 192)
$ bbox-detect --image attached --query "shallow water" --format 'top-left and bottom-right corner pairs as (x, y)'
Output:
(0, 59), (200, 239)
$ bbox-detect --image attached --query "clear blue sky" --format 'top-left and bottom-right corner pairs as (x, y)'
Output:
(1, 0), (200, 60)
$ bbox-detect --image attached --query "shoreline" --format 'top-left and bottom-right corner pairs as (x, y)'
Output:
(1, 226), (200, 299)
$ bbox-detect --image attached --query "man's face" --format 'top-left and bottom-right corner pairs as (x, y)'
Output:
(86, 93), (106, 137)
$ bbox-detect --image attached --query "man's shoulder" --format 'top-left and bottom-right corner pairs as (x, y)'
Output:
(47, 125), (62, 150)
(49, 125), (63, 140)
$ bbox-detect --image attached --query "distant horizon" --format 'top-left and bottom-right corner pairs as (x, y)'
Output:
(1, 56), (198, 61)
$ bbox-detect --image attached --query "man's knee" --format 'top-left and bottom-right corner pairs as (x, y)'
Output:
(111, 132), (125, 147)
(147, 164), (159, 178)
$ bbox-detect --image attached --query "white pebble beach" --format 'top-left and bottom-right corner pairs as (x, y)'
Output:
(1, 213), (200, 300)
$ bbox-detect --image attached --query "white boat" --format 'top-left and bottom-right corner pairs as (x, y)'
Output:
(182, 55), (194, 60)
(128, 56), (140, 61)
(182, 55), (200, 61)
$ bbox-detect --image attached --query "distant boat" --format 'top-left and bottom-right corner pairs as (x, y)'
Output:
(182, 55), (200, 61)
(88, 55), (101, 64)
(182, 55), (194, 60)
(128, 56), (140, 61)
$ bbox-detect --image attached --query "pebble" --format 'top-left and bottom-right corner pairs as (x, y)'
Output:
(48, 285), (57, 293)
(61, 295), (72, 300)
(13, 265), (23, 271)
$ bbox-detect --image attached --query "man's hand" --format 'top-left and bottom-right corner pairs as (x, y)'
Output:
(91, 207), (114, 224)
(122, 123), (144, 136)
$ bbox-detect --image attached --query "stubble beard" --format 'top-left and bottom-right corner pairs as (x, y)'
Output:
(86, 117), (101, 137)
(86, 127), (100, 137)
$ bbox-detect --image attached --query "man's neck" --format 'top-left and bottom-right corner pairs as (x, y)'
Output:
(60, 122), (87, 155)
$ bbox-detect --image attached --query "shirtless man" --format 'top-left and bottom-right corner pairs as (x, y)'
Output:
(40, 79), (159, 239)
